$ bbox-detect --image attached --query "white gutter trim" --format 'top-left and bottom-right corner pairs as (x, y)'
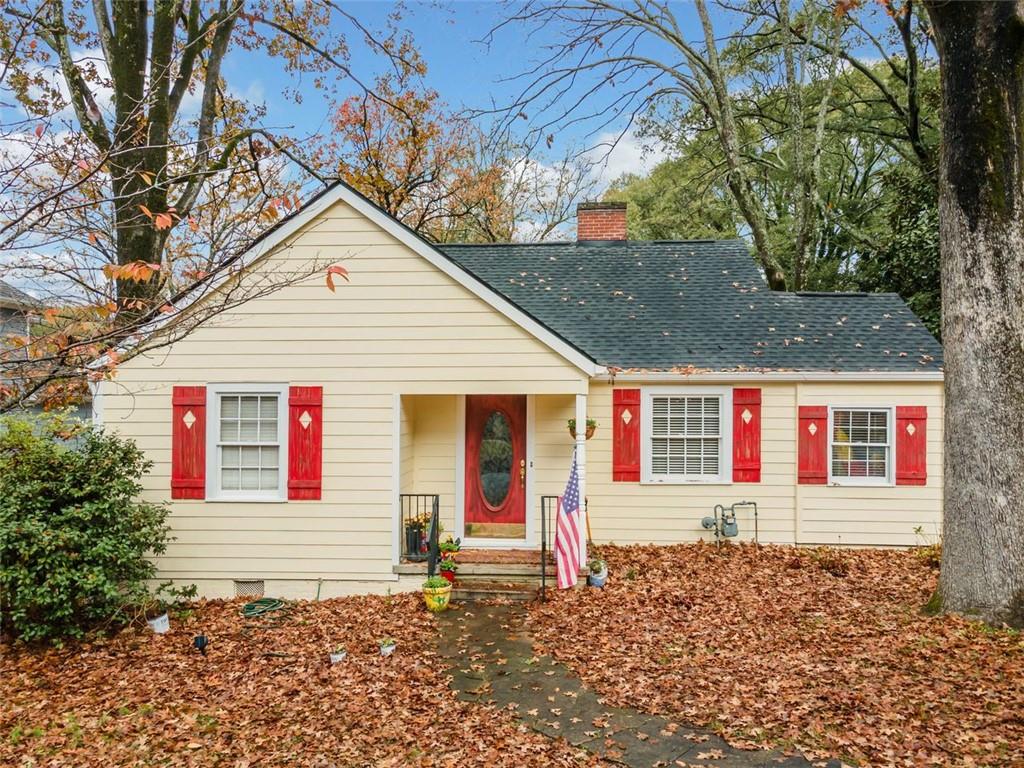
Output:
(606, 370), (944, 383)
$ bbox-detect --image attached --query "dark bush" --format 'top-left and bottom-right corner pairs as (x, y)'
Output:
(0, 413), (170, 643)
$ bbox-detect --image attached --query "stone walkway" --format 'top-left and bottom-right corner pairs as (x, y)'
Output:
(438, 603), (841, 768)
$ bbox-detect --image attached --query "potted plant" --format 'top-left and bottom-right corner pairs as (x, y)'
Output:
(422, 575), (453, 612)
(438, 556), (458, 584)
(439, 536), (461, 558)
(568, 418), (598, 440)
(404, 514), (426, 557)
(379, 637), (397, 656)
(587, 555), (608, 588)
(144, 599), (170, 634)
(329, 645), (347, 664)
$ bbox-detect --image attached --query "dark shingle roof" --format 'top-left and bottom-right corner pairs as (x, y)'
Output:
(0, 279), (35, 309)
(441, 240), (942, 373)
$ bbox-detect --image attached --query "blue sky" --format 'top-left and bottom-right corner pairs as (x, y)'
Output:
(220, 1), (698, 185)
(219, 0), (904, 189)
(223, 3), (565, 139)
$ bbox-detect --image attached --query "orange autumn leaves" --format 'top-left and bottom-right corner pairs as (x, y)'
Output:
(529, 543), (1024, 767)
(0, 595), (599, 767)
(329, 57), (506, 242)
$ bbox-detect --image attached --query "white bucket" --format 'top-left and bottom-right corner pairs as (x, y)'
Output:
(146, 613), (170, 634)
(330, 651), (347, 664)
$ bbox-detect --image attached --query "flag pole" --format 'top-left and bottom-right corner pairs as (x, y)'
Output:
(574, 393), (588, 571)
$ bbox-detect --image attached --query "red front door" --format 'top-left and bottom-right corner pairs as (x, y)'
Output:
(465, 395), (527, 539)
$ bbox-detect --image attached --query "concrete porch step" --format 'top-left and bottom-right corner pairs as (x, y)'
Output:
(451, 580), (538, 602)
(395, 548), (584, 602)
(394, 561), (547, 578)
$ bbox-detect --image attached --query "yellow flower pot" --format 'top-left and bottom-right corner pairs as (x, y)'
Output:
(423, 584), (453, 613)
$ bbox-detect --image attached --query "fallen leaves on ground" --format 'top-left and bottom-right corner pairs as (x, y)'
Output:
(1, 594), (596, 767)
(528, 543), (1024, 767)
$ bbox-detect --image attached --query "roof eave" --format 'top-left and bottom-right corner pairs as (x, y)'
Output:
(606, 369), (945, 383)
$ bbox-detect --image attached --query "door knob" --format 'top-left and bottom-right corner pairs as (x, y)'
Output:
(520, 458), (526, 487)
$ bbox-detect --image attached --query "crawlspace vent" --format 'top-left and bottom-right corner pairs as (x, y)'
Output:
(233, 579), (265, 598)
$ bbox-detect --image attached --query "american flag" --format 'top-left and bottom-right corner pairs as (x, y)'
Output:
(555, 449), (581, 589)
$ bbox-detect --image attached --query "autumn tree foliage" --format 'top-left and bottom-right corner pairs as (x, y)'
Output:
(329, 57), (498, 242)
(0, 0), (400, 411)
(493, 0), (936, 292)
(327, 56), (596, 244)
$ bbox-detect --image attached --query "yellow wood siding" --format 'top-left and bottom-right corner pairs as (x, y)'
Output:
(99, 196), (943, 594)
(533, 395), (578, 535)
(100, 200), (588, 587)
(794, 382), (944, 546)
(408, 395), (457, 534)
(583, 380), (943, 548)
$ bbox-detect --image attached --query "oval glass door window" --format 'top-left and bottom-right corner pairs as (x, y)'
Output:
(480, 411), (513, 508)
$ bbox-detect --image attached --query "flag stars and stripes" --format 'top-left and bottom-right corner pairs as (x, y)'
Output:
(555, 449), (581, 590)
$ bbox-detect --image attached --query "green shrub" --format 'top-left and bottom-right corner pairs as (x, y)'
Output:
(0, 413), (170, 643)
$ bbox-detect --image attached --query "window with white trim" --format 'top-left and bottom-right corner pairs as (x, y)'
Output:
(207, 384), (288, 500)
(829, 407), (892, 484)
(642, 389), (731, 483)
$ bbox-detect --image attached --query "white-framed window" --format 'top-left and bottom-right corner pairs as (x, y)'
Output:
(828, 406), (894, 486)
(206, 383), (289, 501)
(641, 387), (732, 484)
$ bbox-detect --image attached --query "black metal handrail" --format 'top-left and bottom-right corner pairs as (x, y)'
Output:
(426, 501), (440, 578)
(540, 495), (559, 601)
(399, 494), (440, 563)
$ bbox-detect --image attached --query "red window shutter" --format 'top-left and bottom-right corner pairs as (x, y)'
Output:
(171, 386), (206, 499)
(732, 388), (761, 482)
(797, 405), (828, 485)
(895, 406), (927, 485)
(612, 388), (641, 482)
(288, 386), (323, 500)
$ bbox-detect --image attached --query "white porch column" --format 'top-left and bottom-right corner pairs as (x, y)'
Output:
(391, 393), (401, 567)
(575, 392), (588, 570)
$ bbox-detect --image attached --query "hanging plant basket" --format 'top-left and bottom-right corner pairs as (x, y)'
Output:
(568, 419), (597, 440)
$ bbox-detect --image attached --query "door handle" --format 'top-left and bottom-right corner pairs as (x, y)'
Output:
(520, 458), (526, 488)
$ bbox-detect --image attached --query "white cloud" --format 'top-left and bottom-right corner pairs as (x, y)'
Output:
(586, 128), (667, 191)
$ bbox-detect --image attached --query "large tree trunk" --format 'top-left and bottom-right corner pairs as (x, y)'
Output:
(927, 1), (1024, 628)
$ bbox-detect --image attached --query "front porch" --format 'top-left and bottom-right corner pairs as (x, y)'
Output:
(392, 393), (591, 566)
(396, 496), (584, 600)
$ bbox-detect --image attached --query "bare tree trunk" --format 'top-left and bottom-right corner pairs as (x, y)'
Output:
(926, 0), (1024, 628)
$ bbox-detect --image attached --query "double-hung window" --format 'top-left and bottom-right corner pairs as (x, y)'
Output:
(642, 388), (731, 483)
(829, 407), (893, 485)
(207, 384), (288, 500)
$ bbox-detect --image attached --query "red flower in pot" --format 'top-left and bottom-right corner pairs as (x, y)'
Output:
(439, 557), (458, 584)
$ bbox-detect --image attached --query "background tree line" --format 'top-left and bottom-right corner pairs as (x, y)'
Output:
(590, 0), (940, 336)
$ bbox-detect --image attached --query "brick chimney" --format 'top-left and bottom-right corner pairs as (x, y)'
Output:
(577, 201), (628, 242)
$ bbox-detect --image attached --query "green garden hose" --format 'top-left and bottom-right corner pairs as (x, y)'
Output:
(240, 597), (285, 619)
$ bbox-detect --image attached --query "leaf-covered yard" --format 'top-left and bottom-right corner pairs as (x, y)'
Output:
(529, 544), (1024, 767)
(0, 593), (595, 767)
